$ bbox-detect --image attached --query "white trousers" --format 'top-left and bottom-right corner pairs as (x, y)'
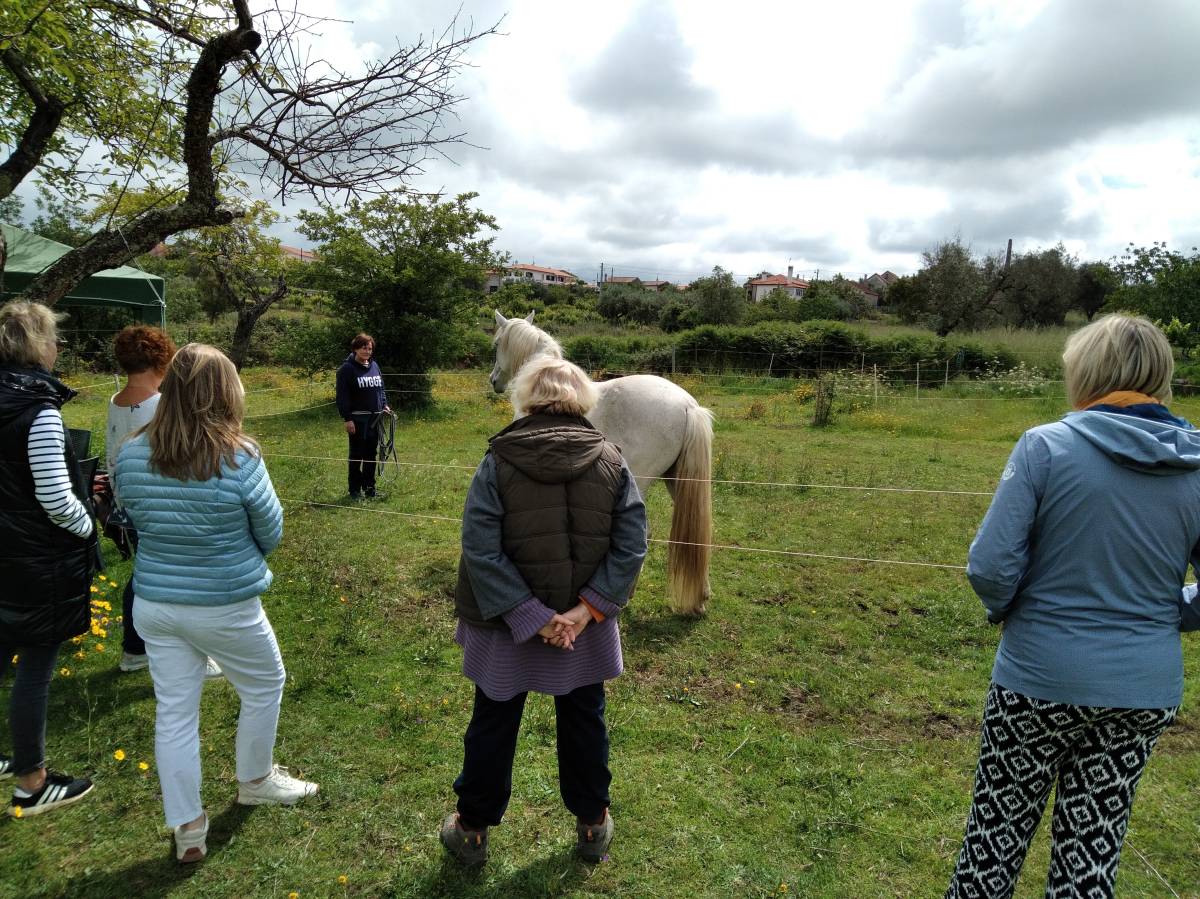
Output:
(134, 596), (286, 827)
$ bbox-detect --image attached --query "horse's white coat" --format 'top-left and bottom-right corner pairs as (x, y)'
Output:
(490, 310), (715, 614)
(490, 312), (690, 492)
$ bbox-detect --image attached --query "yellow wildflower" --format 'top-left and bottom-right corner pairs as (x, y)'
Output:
(74, 652), (85, 660)
(288, 893), (299, 899)
(138, 761), (149, 771)
(90, 585), (98, 593)
(339, 596), (347, 603)
(9, 655), (17, 665)
(71, 636), (83, 645)
(113, 749), (126, 761)
(734, 682), (743, 690)
(59, 667), (70, 677)
(337, 875), (348, 885)
(95, 643), (106, 652)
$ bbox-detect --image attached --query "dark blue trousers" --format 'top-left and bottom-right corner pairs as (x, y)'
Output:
(0, 643), (60, 775)
(454, 682), (611, 827)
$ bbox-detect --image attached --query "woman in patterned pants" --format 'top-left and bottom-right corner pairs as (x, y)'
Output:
(946, 314), (1200, 898)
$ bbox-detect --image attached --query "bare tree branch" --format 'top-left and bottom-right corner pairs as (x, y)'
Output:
(10, 0), (499, 306)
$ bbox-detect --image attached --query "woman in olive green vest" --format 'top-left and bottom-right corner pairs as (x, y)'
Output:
(441, 357), (648, 866)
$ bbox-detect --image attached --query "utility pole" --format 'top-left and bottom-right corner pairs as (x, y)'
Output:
(1004, 238), (1013, 270)
(599, 263), (604, 299)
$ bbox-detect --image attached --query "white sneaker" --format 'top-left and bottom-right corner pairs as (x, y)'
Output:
(119, 652), (150, 672)
(204, 658), (223, 680)
(236, 765), (318, 806)
(174, 814), (208, 863)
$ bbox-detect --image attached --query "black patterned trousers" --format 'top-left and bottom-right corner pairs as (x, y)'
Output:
(946, 683), (1176, 899)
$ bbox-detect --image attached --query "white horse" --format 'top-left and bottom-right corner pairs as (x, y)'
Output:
(490, 311), (714, 616)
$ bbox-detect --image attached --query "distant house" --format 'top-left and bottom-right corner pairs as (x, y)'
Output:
(485, 263), (582, 293)
(280, 245), (317, 264)
(603, 275), (641, 286)
(847, 280), (881, 307)
(745, 266), (810, 303)
(640, 280), (672, 292)
(862, 271), (899, 293)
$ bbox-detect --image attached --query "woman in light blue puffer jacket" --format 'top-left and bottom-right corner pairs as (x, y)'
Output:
(115, 344), (317, 864)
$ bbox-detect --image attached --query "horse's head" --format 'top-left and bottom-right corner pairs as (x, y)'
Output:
(490, 309), (561, 393)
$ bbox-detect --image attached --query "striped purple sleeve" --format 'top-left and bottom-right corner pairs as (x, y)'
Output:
(579, 586), (622, 619)
(502, 597), (556, 644)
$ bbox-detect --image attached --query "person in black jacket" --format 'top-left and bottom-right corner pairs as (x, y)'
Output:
(335, 333), (389, 499)
(0, 301), (98, 817)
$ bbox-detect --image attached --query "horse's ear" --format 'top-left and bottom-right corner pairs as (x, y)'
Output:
(494, 310), (508, 328)
(524, 310), (536, 324)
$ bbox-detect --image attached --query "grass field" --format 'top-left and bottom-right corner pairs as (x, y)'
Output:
(3, 366), (1198, 898)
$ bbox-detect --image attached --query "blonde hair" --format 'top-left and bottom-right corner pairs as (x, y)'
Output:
(509, 356), (597, 417)
(1063, 314), (1174, 409)
(0, 301), (64, 368)
(144, 343), (256, 481)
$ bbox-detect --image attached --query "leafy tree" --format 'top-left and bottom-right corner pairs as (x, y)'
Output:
(999, 244), (1078, 328)
(803, 276), (864, 319)
(899, 238), (997, 336)
(1074, 261), (1117, 321)
(597, 283), (665, 325)
(1109, 242), (1200, 336)
(0, 193), (21, 222)
(29, 192), (89, 247)
(172, 202), (294, 370)
(688, 266), (745, 326)
(298, 192), (500, 406)
(0, 0), (498, 307)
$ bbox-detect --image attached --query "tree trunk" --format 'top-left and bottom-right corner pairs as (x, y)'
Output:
(227, 275), (286, 371)
(229, 307), (262, 371)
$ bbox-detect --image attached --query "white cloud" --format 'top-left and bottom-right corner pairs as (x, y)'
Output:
(260, 0), (1200, 279)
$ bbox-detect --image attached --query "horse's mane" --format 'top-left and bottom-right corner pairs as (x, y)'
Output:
(499, 318), (564, 372)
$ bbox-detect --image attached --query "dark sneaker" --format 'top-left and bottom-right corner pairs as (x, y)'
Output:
(364, 490), (385, 501)
(10, 771), (93, 817)
(0, 755), (12, 780)
(440, 813), (488, 866)
(576, 809), (613, 863)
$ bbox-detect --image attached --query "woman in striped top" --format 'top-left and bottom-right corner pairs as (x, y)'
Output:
(0, 300), (98, 817)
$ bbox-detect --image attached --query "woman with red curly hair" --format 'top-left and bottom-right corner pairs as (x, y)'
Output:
(106, 326), (216, 679)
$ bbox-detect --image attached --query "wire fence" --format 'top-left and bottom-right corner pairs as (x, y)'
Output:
(283, 498), (969, 573)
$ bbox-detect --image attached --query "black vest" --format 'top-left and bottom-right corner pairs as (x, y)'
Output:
(455, 414), (625, 630)
(0, 366), (98, 646)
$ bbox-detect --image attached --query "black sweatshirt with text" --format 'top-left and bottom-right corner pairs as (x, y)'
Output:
(335, 354), (386, 423)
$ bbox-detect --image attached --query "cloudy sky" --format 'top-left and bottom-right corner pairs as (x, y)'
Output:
(240, 0), (1200, 281)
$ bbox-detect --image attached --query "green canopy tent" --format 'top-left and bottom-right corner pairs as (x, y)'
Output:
(0, 223), (166, 326)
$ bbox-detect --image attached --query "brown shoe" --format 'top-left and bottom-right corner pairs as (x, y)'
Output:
(576, 809), (613, 863)
(440, 812), (488, 866)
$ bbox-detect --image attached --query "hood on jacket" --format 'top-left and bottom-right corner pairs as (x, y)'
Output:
(489, 414), (606, 485)
(1062, 408), (1200, 475)
(0, 366), (75, 428)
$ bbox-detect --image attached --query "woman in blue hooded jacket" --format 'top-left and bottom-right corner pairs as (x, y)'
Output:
(946, 314), (1200, 898)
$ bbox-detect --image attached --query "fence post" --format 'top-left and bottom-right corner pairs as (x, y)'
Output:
(916, 361), (921, 399)
(873, 364), (878, 406)
(944, 357), (950, 387)
(767, 353), (774, 377)
(861, 352), (865, 374)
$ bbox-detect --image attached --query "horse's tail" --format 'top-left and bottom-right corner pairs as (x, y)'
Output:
(667, 403), (714, 616)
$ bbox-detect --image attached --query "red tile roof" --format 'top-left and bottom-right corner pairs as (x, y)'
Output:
(747, 274), (810, 288)
(280, 245), (317, 262)
(510, 263), (577, 279)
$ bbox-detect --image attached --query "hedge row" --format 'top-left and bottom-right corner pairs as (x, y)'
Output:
(560, 321), (1020, 382)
